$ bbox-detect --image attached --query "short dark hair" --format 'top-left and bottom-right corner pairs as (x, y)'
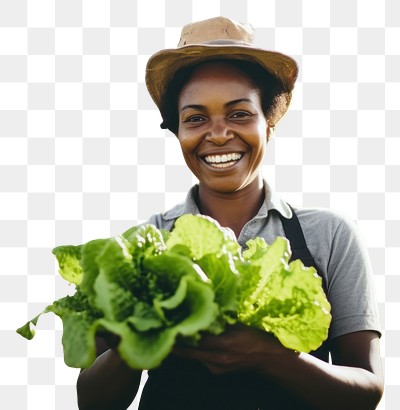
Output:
(159, 58), (288, 135)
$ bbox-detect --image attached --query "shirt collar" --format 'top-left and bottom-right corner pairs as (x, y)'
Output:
(161, 180), (292, 222)
(162, 185), (201, 221)
(262, 180), (293, 219)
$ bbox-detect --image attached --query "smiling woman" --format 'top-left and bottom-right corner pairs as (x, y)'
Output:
(175, 61), (271, 234)
(76, 16), (383, 410)
(181, 66), (265, 181)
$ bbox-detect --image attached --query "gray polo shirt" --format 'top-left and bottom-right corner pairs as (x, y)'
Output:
(146, 183), (381, 340)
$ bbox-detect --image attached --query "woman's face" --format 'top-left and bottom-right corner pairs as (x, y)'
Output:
(177, 61), (270, 195)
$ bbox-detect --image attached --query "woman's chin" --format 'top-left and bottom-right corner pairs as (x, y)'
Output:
(199, 176), (260, 195)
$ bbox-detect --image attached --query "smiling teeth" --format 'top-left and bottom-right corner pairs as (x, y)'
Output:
(204, 153), (242, 164)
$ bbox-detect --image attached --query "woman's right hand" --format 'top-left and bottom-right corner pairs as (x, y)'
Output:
(77, 333), (142, 410)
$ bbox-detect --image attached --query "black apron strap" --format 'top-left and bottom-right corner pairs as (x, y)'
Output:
(279, 205), (316, 269)
(277, 204), (327, 292)
(276, 204), (330, 362)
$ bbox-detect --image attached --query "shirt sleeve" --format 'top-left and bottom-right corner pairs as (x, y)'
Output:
(323, 213), (381, 339)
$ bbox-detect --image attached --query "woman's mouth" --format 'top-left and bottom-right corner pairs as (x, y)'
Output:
(203, 153), (242, 168)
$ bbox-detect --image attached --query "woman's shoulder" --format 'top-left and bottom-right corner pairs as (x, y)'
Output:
(288, 205), (361, 249)
(291, 205), (357, 232)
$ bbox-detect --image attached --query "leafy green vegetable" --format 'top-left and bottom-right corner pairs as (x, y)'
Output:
(17, 214), (331, 370)
(53, 245), (83, 285)
(238, 238), (331, 353)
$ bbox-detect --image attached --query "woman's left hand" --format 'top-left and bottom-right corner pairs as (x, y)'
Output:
(174, 327), (384, 409)
(173, 324), (291, 375)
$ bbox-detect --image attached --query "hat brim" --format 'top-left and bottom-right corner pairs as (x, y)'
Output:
(145, 43), (298, 124)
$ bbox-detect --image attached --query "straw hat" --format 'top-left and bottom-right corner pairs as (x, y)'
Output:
(145, 16), (298, 126)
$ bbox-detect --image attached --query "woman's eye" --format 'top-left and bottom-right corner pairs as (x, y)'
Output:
(184, 115), (206, 123)
(230, 111), (251, 119)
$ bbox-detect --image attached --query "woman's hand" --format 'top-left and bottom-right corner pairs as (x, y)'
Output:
(173, 324), (293, 375)
(174, 327), (383, 409)
(77, 332), (142, 410)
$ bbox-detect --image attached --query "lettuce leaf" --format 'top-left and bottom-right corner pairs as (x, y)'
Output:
(166, 214), (240, 259)
(17, 214), (331, 370)
(52, 245), (83, 285)
(238, 237), (331, 352)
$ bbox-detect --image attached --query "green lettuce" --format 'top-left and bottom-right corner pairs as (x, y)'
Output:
(238, 237), (331, 352)
(17, 214), (331, 370)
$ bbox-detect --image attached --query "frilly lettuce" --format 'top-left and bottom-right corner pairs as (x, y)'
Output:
(17, 214), (331, 369)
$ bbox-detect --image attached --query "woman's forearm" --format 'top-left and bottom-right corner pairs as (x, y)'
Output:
(259, 349), (383, 410)
(174, 328), (383, 409)
(77, 349), (142, 410)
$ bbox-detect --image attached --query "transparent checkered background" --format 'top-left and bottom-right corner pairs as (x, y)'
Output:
(0, 0), (398, 409)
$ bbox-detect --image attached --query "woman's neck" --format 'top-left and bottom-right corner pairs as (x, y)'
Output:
(196, 180), (265, 239)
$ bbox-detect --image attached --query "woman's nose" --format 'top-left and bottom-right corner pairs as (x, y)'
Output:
(205, 120), (234, 145)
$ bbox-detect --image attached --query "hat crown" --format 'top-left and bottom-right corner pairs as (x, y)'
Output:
(177, 16), (254, 47)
